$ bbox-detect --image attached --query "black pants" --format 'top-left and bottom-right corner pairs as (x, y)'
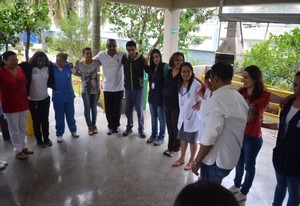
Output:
(164, 105), (180, 152)
(29, 96), (50, 143)
(104, 91), (123, 129)
(0, 114), (10, 140)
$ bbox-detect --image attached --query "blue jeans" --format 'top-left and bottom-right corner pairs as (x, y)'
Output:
(82, 92), (100, 127)
(234, 136), (263, 195)
(201, 163), (231, 184)
(149, 103), (166, 140)
(273, 170), (300, 206)
(125, 88), (144, 132)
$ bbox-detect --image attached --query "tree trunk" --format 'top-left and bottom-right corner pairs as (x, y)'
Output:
(92, 0), (100, 56)
(25, 28), (31, 62)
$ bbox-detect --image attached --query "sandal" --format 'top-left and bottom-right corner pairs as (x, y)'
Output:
(184, 164), (192, 170)
(172, 160), (185, 167)
(22, 148), (34, 155)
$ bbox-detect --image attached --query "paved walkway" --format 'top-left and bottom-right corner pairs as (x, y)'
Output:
(0, 96), (285, 205)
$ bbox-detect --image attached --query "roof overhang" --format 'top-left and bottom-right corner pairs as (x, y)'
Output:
(106, 0), (300, 24)
(106, 0), (300, 9)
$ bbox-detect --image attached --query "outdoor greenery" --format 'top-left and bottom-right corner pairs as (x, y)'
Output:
(0, 0), (50, 61)
(242, 28), (300, 90)
(101, 2), (216, 56)
(55, 12), (91, 63)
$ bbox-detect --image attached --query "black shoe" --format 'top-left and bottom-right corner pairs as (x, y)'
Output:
(113, 128), (120, 133)
(37, 142), (46, 148)
(139, 131), (146, 138)
(44, 140), (52, 147)
(107, 129), (113, 135)
(122, 128), (132, 137)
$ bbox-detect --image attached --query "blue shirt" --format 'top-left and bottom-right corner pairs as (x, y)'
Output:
(52, 63), (75, 103)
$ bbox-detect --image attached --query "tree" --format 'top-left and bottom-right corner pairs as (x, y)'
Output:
(56, 12), (91, 63)
(101, 2), (216, 56)
(14, 0), (50, 61)
(0, 2), (19, 51)
(242, 28), (300, 90)
(92, 0), (101, 56)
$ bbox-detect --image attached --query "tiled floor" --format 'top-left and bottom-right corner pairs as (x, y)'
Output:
(0, 96), (285, 205)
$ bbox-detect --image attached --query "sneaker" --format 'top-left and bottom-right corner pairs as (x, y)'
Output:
(0, 163), (6, 170)
(44, 140), (53, 147)
(146, 136), (156, 143)
(122, 128), (132, 137)
(71, 132), (79, 138)
(168, 151), (178, 157)
(107, 128), (113, 135)
(139, 131), (146, 138)
(93, 125), (98, 134)
(57, 136), (64, 143)
(88, 127), (94, 136)
(16, 152), (27, 160)
(163, 149), (171, 156)
(0, 160), (8, 166)
(153, 140), (164, 146)
(37, 142), (46, 148)
(234, 191), (247, 202)
(228, 185), (240, 194)
(113, 128), (120, 133)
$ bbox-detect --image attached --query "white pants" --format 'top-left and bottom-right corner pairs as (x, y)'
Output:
(4, 110), (28, 153)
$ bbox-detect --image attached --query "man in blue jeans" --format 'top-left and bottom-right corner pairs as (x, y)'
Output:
(121, 41), (149, 138)
(191, 62), (249, 184)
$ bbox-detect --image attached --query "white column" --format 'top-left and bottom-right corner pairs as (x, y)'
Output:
(162, 9), (180, 63)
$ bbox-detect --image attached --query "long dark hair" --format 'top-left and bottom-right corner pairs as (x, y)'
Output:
(178, 62), (195, 93)
(149, 49), (162, 70)
(29, 51), (49, 67)
(241, 65), (265, 99)
(0, 51), (17, 67)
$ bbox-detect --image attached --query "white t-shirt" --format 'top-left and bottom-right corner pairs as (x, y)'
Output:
(285, 105), (299, 136)
(75, 60), (101, 94)
(29, 66), (49, 101)
(201, 85), (249, 170)
(198, 88), (212, 141)
(93, 50), (126, 92)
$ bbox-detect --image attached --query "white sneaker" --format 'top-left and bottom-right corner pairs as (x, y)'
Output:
(0, 160), (8, 166)
(0, 163), (6, 170)
(71, 132), (79, 138)
(57, 136), (64, 143)
(235, 191), (247, 202)
(228, 185), (240, 194)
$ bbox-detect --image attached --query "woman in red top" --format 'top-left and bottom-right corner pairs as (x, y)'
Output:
(229, 65), (283, 203)
(0, 51), (33, 160)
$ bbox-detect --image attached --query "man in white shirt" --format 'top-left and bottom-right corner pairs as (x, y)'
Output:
(93, 39), (126, 135)
(192, 62), (249, 184)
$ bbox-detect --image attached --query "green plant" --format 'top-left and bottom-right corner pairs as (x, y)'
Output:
(243, 28), (300, 90)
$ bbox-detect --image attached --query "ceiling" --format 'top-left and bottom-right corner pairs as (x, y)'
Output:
(106, 0), (300, 23)
(106, 0), (300, 9)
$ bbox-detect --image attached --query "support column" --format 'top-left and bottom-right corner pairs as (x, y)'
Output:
(162, 9), (180, 63)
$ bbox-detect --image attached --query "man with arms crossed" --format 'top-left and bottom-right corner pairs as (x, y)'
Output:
(192, 62), (249, 184)
(94, 39), (126, 135)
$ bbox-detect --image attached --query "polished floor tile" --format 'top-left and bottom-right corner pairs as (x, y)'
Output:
(0, 97), (284, 205)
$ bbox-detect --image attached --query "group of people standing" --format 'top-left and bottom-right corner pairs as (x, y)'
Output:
(0, 38), (299, 205)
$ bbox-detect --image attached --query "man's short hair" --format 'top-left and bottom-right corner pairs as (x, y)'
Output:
(106, 39), (116, 45)
(126, 40), (137, 48)
(211, 62), (233, 82)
